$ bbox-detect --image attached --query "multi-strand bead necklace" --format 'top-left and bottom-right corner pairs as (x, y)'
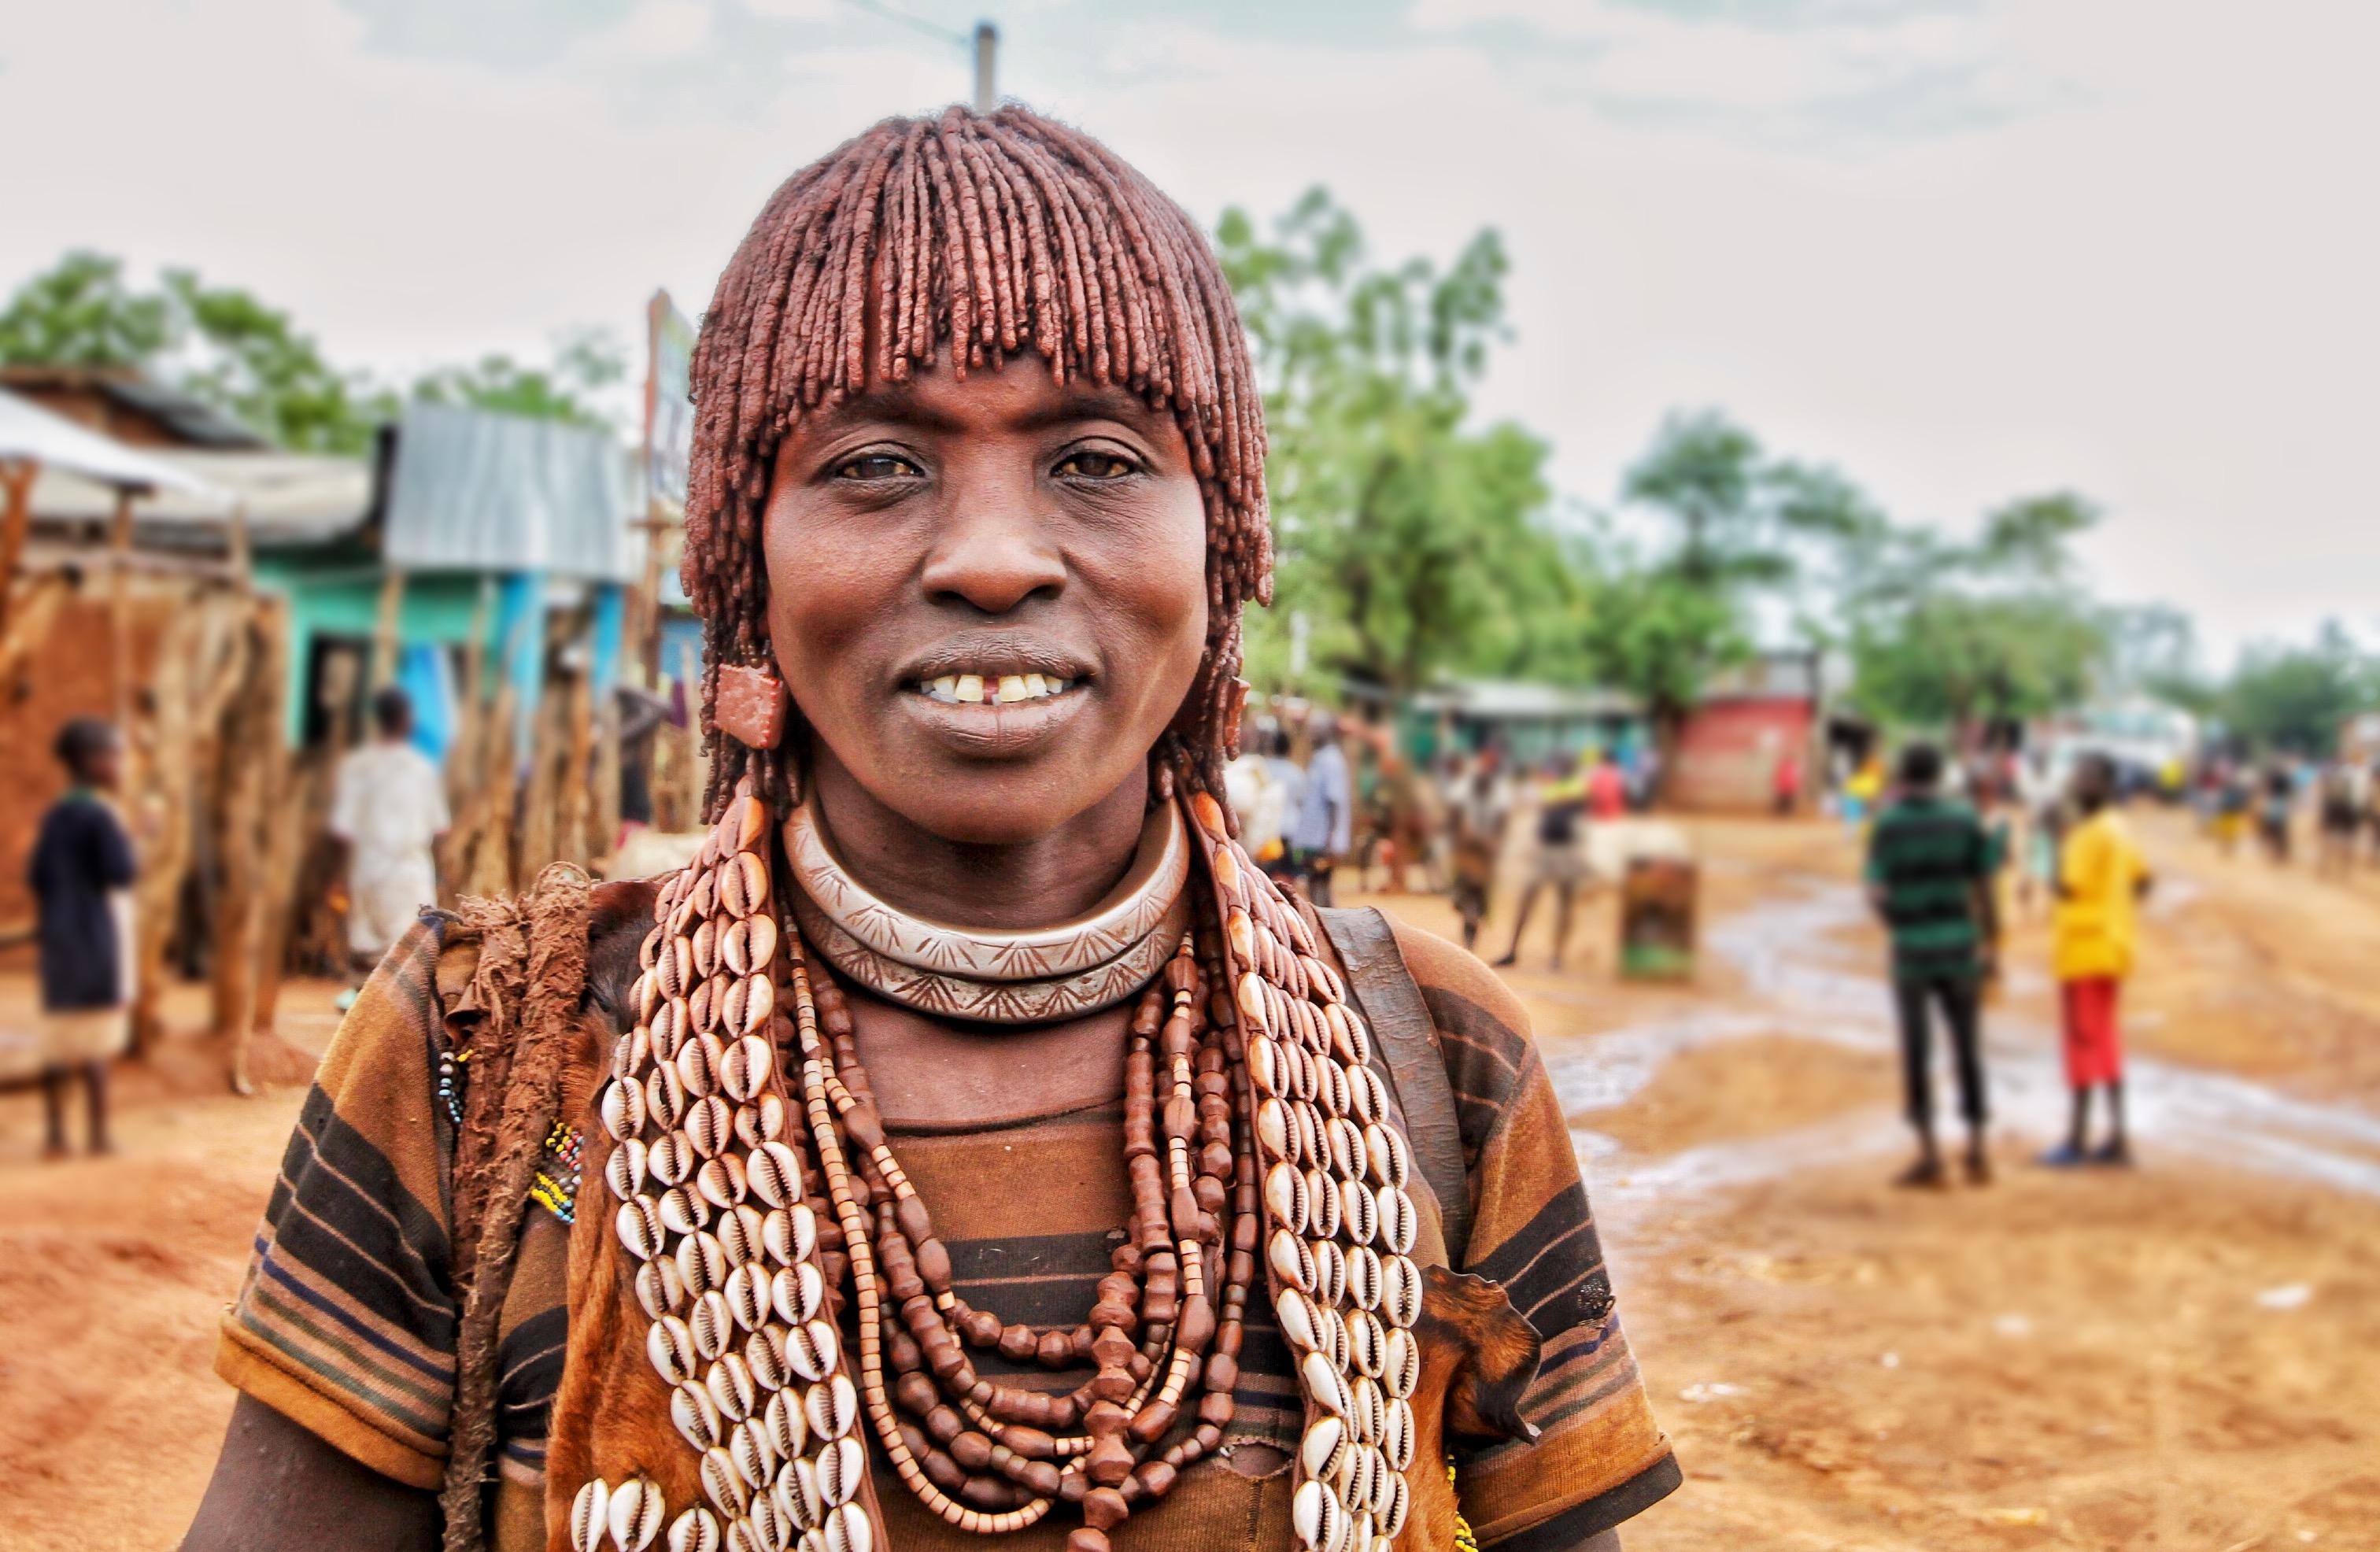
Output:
(568, 782), (1425, 1552)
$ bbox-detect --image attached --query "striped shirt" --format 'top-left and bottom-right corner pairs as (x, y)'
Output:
(1865, 795), (1990, 981)
(216, 892), (1675, 1550)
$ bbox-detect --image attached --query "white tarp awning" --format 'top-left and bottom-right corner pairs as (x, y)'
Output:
(0, 386), (227, 496)
(29, 450), (372, 541)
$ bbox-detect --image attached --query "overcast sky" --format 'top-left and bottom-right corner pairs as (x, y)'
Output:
(6, 0), (2373, 665)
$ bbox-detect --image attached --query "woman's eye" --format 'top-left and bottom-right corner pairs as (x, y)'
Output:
(836, 453), (922, 482)
(1055, 450), (1138, 480)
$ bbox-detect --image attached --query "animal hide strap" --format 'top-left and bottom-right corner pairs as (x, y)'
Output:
(438, 865), (593, 1552)
(1313, 903), (1477, 1266)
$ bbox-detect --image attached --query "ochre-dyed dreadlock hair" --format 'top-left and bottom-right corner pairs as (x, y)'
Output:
(684, 105), (1270, 821)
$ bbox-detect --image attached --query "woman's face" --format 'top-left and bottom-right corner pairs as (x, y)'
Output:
(762, 353), (1210, 846)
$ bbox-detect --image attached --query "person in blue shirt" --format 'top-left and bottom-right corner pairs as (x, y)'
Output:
(28, 716), (138, 1157)
(1286, 711), (1352, 904)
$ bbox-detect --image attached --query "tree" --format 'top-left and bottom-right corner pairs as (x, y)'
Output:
(0, 251), (175, 368)
(1843, 491), (2111, 735)
(1854, 592), (2107, 730)
(164, 271), (391, 454)
(1573, 548), (1748, 730)
(1577, 412), (1878, 744)
(1218, 190), (1571, 696)
(410, 326), (626, 432)
(2217, 622), (2374, 756)
(0, 249), (623, 453)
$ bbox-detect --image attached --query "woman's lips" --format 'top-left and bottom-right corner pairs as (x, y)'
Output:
(895, 678), (1092, 757)
(911, 671), (1078, 705)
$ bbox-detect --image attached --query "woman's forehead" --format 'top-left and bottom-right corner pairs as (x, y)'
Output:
(781, 353), (1183, 448)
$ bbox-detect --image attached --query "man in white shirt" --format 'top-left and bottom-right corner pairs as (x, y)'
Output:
(330, 686), (451, 967)
(1222, 719), (1289, 867)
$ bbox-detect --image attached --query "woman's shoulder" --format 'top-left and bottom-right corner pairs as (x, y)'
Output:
(1379, 914), (1536, 1048)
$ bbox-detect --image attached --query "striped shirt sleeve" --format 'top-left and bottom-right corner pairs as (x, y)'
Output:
(1394, 922), (1680, 1550)
(213, 917), (460, 1488)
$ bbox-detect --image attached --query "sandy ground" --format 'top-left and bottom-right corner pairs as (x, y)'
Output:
(2, 808), (2376, 1549)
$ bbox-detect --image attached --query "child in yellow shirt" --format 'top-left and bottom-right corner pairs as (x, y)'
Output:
(2045, 754), (2153, 1166)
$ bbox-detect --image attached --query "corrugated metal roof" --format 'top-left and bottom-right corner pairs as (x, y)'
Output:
(0, 387), (227, 493)
(91, 375), (273, 449)
(0, 368), (272, 450)
(382, 402), (634, 581)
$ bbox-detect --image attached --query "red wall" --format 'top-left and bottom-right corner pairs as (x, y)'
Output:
(1670, 698), (1814, 812)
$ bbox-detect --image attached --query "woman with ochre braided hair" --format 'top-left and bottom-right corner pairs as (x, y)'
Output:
(182, 106), (1678, 1552)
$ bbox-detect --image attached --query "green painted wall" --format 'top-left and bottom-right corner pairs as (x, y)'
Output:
(251, 552), (497, 744)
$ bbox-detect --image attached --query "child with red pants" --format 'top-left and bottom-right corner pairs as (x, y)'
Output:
(2046, 754), (2152, 1165)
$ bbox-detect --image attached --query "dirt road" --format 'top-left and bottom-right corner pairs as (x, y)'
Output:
(1, 810), (2373, 1549)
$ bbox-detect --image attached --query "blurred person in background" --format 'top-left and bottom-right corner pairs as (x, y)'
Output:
(2363, 755), (2380, 865)
(329, 685), (450, 975)
(1285, 709), (1351, 903)
(1586, 745), (1628, 824)
(1772, 745), (1802, 817)
(28, 717), (137, 1158)
(2256, 763), (2294, 864)
(1972, 764), (2014, 915)
(1842, 748), (1885, 833)
(1223, 717), (1288, 867)
(2212, 760), (2251, 855)
(1448, 750), (1511, 952)
(2044, 753), (2153, 1167)
(2316, 759), (2363, 876)
(1259, 725), (1306, 888)
(1864, 741), (1998, 1187)
(1495, 750), (1591, 970)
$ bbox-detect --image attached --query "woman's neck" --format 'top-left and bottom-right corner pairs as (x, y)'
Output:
(807, 751), (1151, 930)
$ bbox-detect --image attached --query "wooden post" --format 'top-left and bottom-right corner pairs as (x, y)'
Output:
(437, 580), (493, 908)
(0, 457), (34, 642)
(130, 590), (246, 1056)
(371, 566), (405, 689)
(562, 663), (596, 869)
(676, 637), (706, 825)
(469, 683), (520, 896)
(249, 737), (305, 1045)
(593, 685), (623, 872)
(215, 591), (287, 1094)
(519, 682), (564, 878)
(109, 487), (135, 731)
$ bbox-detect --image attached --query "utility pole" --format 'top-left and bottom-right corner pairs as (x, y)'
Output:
(974, 20), (997, 113)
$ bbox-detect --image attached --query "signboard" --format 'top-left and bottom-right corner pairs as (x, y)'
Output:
(643, 290), (695, 509)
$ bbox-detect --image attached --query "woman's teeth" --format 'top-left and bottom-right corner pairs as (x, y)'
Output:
(918, 673), (1074, 704)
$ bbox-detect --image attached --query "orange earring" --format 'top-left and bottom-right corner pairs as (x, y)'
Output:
(713, 663), (791, 750)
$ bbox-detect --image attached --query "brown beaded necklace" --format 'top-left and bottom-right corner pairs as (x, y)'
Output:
(578, 782), (1421, 1552)
(789, 934), (1247, 1551)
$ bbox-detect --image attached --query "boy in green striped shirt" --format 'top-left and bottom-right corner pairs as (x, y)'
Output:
(1865, 742), (1999, 1187)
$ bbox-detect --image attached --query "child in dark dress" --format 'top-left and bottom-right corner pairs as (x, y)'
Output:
(28, 717), (137, 1157)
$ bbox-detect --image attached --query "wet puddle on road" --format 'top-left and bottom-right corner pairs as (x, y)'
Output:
(1551, 865), (2380, 1223)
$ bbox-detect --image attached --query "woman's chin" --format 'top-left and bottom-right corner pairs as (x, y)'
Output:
(852, 747), (1146, 851)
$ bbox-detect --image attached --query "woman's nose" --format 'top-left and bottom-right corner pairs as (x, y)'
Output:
(918, 485), (1067, 617)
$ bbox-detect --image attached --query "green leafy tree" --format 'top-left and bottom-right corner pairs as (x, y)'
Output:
(1, 249), (621, 452)
(1218, 190), (1570, 696)
(409, 326), (626, 432)
(164, 271), (391, 453)
(1844, 492), (2111, 734)
(1576, 412), (1879, 747)
(0, 251), (175, 368)
(2217, 622), (2374, 756)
